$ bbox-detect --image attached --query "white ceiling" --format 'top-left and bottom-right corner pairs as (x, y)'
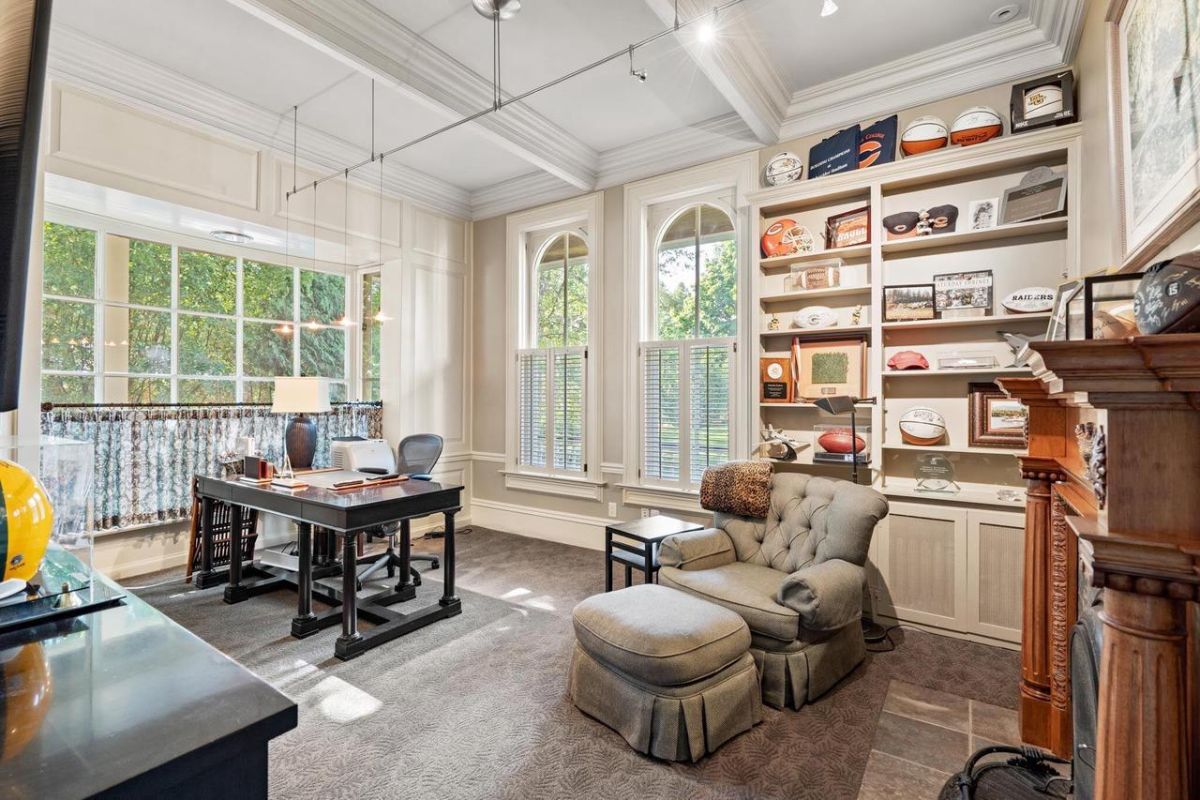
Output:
(48, 0), (1082, 220)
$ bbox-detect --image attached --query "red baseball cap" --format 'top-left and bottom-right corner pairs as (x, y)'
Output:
(887, 350), (930, 370)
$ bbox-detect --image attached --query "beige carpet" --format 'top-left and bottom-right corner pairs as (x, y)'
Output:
(133, 527), (1019, 800)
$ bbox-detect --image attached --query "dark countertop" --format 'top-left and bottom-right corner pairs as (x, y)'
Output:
(0, 569), (297, 799)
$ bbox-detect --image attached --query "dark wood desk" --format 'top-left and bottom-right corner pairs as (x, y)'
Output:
(0, 567), (296, 799)
(194, 475), (463, 661)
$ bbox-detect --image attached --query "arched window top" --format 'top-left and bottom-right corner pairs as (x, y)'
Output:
(533, 231), (588, 349)
(654, 203), (736, 341)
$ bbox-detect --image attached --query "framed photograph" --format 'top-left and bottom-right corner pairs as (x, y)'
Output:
(795, 338), (867, 399)
(1010, 70), (1077, 133)
(1110, 0), (1200, 267)
(968, 382), (1028, 448)
(934, 270), (993, 319)
(883, 284), (935, 322)
(825, 206), (870, 249)
(968, 198), (1000, 230)
(1046, 278), (1082, 341)
(999, 170), (1067, 224)
(1082, 273), (1141, 340)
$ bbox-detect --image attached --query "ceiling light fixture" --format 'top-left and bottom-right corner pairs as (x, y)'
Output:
(628, 45), (647, 83)
(210, 229), (253, 244)
(471, 0), (520, 20)
(696, 8), (718, 43)
(820, 0), (838, 17)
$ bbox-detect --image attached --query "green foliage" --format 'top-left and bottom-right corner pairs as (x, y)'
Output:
(244, 261), (294, 320)
(126, 309), (171, 373)
(43, 222), (95, 298)
(41, 374), (93, 404)
(127, 240), (171, 307)
(179, 249), (236, 314)
(178, 315), (235, 375)
(656, 238), (737, 340)
(178, 379), (235, 403)
(42, 298), (94, 371)
(300, 327), (345, 379)
(536, 259), (588, 348)
(300, 270), (345, 324)
(361, 273), (382, 401)
(127, 378), (170, 403)
(243, 321), (293, 377)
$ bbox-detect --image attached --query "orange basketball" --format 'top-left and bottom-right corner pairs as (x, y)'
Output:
(900, 116), (949, 157)
(950, 106), (1003, 146)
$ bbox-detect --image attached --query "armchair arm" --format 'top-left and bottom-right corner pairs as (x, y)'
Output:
(658, 528), (736, 571)
(777, 559), (864, 632)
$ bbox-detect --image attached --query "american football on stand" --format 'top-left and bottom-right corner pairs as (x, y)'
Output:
(817, 428), (867, 454)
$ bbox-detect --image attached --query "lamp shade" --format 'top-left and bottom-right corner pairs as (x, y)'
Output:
(271, 377), (331, 414)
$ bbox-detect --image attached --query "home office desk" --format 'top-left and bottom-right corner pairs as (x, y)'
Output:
(194, 474), (463, 660)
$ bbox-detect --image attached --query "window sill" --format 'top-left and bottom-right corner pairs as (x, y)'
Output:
(616, 483), (704, 515)
(501, 470), (607, 501)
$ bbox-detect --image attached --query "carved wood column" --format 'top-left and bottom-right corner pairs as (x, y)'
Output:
(1016, 460), (1059, 750)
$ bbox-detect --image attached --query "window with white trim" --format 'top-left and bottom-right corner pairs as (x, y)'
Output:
(517, 232), (589, 474)
(640, 202), (737, 490)
(39, 221), (354, 405)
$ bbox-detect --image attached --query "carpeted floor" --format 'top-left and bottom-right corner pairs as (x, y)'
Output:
(134, 527), (1019, 800)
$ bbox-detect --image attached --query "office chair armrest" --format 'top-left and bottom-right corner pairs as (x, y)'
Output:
(409, 473), (434, 481)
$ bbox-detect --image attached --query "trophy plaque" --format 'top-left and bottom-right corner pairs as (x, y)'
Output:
(914, 453), (960, 494)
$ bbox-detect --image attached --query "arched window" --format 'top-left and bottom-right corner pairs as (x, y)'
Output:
(655, 204), (736, 340)
(534, 232), (588, 347)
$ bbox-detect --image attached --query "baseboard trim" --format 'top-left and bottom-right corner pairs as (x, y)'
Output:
(471, 498), (609, 551)
(875, 614), (1019, 652)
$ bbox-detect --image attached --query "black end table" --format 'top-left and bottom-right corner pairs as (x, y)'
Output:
(604, 515), (704, 591)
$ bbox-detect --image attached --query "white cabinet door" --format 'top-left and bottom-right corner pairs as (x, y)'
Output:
(872, 501), (968, 632)
(966, 508), (1025, 643)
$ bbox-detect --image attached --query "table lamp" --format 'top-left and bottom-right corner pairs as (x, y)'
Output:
(271, 377), (330, 471)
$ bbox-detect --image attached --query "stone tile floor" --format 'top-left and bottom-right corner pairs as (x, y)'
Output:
(856, 680), (1064, 799)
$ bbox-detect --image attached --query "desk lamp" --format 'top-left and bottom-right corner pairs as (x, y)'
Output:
(813, 394), (886, 643)
(271, 377), (330, 471)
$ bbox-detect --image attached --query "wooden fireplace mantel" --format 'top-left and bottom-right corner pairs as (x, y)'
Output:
(1027, 333), (1200, 800)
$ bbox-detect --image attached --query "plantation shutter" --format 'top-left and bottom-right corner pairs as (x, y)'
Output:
(551, 348), (586, 471)
(642, 344), (681, 482)
(689, 343), (732, 484)
(517, 350), (548, 468)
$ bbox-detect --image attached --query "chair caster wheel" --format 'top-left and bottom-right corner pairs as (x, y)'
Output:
(430, 558), (440, 570)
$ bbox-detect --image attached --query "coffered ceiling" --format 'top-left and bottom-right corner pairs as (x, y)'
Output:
(48, 0), (1085, 220)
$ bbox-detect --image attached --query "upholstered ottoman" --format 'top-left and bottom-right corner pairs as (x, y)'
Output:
(568, 584), (762, 761)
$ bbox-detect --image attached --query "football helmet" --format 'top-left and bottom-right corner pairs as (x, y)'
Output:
(0, 459), (54, 601)
(760, 219), (815, 258)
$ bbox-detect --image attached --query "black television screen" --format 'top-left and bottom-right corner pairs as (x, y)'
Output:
(0, 0), (53, 412)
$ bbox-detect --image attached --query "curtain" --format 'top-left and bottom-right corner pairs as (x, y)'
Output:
(41, 403), (383, 531)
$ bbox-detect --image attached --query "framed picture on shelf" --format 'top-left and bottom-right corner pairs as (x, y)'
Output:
(999, 168), (1067, 224)
(883, 284), (935, 322)
(795, 338), (867, 399)
(1109, 0), (1200, 266)
(825, 206), (870, 249)
(968, 198), (1000, 230)
(968, 382), (1028, 448)
(1046, 278), (1082, 341)
(934, 270), (993, 319)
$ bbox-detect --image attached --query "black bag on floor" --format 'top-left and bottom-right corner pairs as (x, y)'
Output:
(937, 745), (1071, 799)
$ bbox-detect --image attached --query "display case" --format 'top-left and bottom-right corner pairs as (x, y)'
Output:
(813, 423), (871, 464)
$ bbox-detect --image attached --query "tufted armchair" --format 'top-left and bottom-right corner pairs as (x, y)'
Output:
(658, 472), (888, 710)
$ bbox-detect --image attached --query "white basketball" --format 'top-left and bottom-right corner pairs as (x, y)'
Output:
(899, 406), (947, 446)
(1023, 84), (1064, 119)
(793, 306), (838, 329)
(764, 151), (804, 186)
(900, 116), (949, 156)
(950, 106), (1003, 146)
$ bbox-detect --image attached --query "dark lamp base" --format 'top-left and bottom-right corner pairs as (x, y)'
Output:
(285, 414), (317, 470)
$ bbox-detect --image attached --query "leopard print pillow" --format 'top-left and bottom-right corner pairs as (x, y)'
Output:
(700, 461), (772, 519)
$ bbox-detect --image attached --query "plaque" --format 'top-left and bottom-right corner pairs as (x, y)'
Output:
(999, 169), (1067, 224)
(914, 453), (960, 493)
(760, 357), (793, 403)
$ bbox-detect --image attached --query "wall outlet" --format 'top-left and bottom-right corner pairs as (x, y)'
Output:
(607, 502), (617, 518)
(640, 507), (650, 518)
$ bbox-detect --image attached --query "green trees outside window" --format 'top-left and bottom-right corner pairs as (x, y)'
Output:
(655, 204), (737, 341)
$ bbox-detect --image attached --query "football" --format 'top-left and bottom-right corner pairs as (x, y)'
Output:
(950, 106), (1003, 146)
(900, 116), (949, 156)
(817, 428), (866, 454)
(899, 406), (947, 445)
(793, 305), (838, 329)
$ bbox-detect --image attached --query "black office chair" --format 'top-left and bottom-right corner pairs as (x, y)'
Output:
(357, 434), (443, 587)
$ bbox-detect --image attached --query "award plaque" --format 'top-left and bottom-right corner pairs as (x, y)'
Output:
(914, 453), (960, 493)
(760, 357), (793, 403)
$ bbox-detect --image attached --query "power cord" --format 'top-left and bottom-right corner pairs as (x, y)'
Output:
(866, 622), (904, 652)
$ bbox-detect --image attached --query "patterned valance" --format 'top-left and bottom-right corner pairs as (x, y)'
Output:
(40, 403), (383, 532)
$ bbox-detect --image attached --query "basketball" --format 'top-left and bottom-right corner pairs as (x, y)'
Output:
(900, 116), (949, 156)
(950, 106), (1003, 146)
(899, 406), (946, 446)
(1023, 84), (1063, 119)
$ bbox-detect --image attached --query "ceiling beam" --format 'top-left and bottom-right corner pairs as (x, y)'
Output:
(641, 0), (788, 145)
(224, 0), (598, 190)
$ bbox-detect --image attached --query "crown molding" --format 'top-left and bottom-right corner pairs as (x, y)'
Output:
(777, 13), (1074, 142)
(225, 0), (598, 190)
(48, 26), (471, 218)
(642, 0), (787, 144)
(469, 112), (758, 220)
(1030, 0), (1087, 64)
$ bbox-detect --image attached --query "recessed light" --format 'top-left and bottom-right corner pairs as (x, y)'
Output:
(210, 229), (253, 244)
(820, 0), (839, 17)
(989, 4), (1020, 24)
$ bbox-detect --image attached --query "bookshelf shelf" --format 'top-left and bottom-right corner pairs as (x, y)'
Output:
(760, 243), (871, 271)
(880, 217), (1067, 255)
(759, 285), (872, 304)
(883, 367), (1032, 378)
(760, 324), (871, 339)
(880, 312), (1051, 331)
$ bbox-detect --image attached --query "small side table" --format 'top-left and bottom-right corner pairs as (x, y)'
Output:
(605, 516), (703, 591)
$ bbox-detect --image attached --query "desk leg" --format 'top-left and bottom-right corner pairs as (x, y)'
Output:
(643, 541), (654, 586)
(394, 519), (415, 601)
(439, 511), (460, 612)
(223, 504), (249, 603)
(337, 533), (362, 650)
(291, 523), (319, 638)
(604, 531), (613, 592)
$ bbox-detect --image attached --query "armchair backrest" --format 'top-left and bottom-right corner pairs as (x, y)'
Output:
(714, 473), (888, 574)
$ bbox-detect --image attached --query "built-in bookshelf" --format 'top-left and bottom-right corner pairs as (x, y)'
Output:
(749, 123), (1082, 510)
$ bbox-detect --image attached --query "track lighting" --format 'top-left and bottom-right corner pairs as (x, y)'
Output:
(821, 0), (838, 17)
(696, 7), (718, 43)
(628, 45), (647, 83)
